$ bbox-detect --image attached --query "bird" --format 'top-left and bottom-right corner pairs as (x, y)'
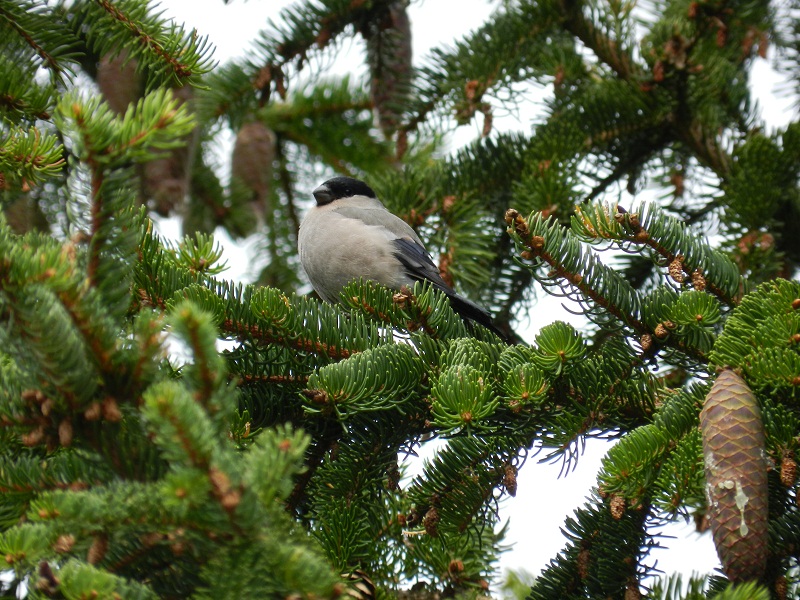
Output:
(298, 176), (509, 341)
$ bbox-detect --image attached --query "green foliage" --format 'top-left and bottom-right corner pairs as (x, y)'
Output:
(306, 343), (425, 417)
(501, 568), (537, 600)
(0, 126), (64, 188)
(647, 574), (772, 600)
(710, 278), (800, 395)
(69, 0), (215, 89)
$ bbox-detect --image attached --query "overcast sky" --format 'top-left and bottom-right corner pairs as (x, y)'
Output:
(155, 0), (798, 589)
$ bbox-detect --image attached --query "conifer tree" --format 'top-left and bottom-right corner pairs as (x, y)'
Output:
(1, 1), (798, 599)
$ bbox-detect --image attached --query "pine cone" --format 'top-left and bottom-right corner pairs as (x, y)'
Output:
(363, 1), (412, 137)
(231, 119), (276, 227)
(96, 50), (141, 114)
(141, 85), (197, 216)
(700, 369), (768, 582)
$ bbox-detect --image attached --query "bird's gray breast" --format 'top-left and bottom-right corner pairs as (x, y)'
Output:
(298, 203), (417, 302)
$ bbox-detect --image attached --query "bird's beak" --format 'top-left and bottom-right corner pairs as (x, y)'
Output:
(313, 184), (333, 206)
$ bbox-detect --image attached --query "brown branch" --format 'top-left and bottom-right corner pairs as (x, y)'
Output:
(234, 372), (308, 386)
(560, 0), (643, 80)
(222, 317), (353, 360)
(285, 428), (339, 513)
(0, 5), (63, 77)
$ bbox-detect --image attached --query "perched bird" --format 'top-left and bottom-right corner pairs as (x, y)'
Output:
(298, 176), (508, 341)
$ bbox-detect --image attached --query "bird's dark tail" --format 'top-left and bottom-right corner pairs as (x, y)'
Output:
(390, 238), (517, 343)
(445, 291), (516, 344)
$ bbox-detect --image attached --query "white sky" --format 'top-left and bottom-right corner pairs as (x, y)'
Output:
(156, 0), (798, 591)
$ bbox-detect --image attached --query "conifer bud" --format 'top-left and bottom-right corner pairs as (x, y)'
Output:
(640, 333), (653, 352)
(423, 506), (439, 536)
(668, 256), (685, 283)
(503, 464), (518, 497)
(780, 456), (796, 488)
(700, 369), (768, 582)
(691, 269), (706, 291)
(21, 426), (44, 447)
(481, 105), (493, 137)
(58, 419), (73, 447)
(84, 402), (102, 421)
(610, 494), (626, 519)
(53, 534), (75, 554)
(102, 397), (122, 422)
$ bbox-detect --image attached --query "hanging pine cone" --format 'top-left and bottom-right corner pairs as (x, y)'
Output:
(362, 1), (412, 138)
(699, 369), (768, 582)
(96, 50), (141, 114)
(141, 85), (197, 217)
(231, 119), (276, 229)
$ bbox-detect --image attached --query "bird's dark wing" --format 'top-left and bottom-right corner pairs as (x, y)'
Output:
(391, 238), (508, 340)
(391, 237), (451, 292)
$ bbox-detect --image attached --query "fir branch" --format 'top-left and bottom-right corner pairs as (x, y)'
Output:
(258, 76), (391, 175)
(169, 301), (226, 415)
(407, 433), (532, 536)
(0, 126), (64, 190)
(529, 491), (653, 599)
(0, 0), (81, 84)
(582, 134), (668, 203)
(0, 54), (55, 121)
(222, 316), (354, 360)
(251, 0), (393, 100)
(404, 0), (567, 135)
(95, 0), (191, 78)
(507, 208), (647, 334)
(72, 0), (215, 89)
(559, 0), (643, 80)
(0, 452), (112, 494)
(136, 234), (377, 361)
(506, 209), (711, 363)
(572, 201), (743, 305)
(285, 426), (338, 513)
(235, 373), (308, 386)
(620, 211), (737, 304)
(675, 119), (733, 177)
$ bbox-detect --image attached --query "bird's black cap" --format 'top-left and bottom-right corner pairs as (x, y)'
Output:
(313, 176), (377, 206)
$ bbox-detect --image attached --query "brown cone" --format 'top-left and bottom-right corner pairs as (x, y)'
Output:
(700, 369), (768, 582)
(141, 85), (197, 216)
(363, 1), (413, 138)
(96, 51), (141, 115)
(231, 120), (276, 227)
